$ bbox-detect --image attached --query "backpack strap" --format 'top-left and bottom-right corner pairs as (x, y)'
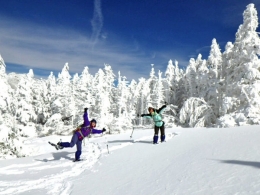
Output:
(78, 130), (85, 140)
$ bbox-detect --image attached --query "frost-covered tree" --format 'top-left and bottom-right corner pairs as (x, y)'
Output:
(15, 70), (37, 126)
(56, 63), (72, 97)
(69, 66), (95, 125)
(186, 58), (198, 97)
(135, 77), (147, 119)
(164, 60), (183, 105)
(103, 64), (116, 124)
(91, 68), (112, 129)
(0, 56), (19, 158)
(223, 3), (260, 124)
(44, 64), (74, 134)
(180, 97), (216, 127)
(56, 63), (74, 116)
(77, 66), (94, 106)
(32, 78), (50, 126)
(153, 70), (165, 107)
(111, 72), (132, 132)
(128, 79), (138, 120)
(146, 64), (160, 107)
(208, 39), (222, 79)
(195, 54), (208, 98)
(206, 39), (222, 117)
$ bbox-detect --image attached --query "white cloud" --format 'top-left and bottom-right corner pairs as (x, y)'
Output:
(0, 15), (156, 80)
(0, 11), (189, 81)
(90, 0), (103, 49)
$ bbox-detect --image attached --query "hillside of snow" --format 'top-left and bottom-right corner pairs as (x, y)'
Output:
(1, 126), (260, 195)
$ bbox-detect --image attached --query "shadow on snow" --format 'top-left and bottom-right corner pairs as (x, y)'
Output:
(219, 160), (260, 169)
(35, 151), (74, 162)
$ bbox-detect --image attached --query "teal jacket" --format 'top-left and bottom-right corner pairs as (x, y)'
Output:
(141, 105), (167, 127)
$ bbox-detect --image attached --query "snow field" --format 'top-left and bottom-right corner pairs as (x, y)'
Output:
(1, 127), (260, 195)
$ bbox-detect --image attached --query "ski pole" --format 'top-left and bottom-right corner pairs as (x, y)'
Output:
(107, 145), (109, 154)
(130, 117), (137, 138)
(105, 136), (109, 154)
(130, 127), (135, 139)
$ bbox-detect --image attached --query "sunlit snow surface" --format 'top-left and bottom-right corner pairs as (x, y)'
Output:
(1, 127), (260, 195)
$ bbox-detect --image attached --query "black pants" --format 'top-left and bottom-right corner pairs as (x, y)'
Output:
(154, 122), (165, 136)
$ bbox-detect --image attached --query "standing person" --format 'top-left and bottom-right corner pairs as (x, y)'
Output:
(57, 108), (106, 161)
(140, 104), (167, 144)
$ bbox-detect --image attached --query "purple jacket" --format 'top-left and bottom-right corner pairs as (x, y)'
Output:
(76, 112), (103, 140)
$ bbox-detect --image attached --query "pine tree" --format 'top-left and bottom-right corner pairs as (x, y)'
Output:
(134, 77), (147, 126)
(207, 39), (222, 117)
(111, 71), (132, 132)
(15, 70), (37, 126)
(186, 58), (198, 97)
(164, 60), (182, 105)
(195, 54), (208, 98)
(179, 97), (216, 127)
(146, 64), (159, 107)
(224, 3), (260, 124)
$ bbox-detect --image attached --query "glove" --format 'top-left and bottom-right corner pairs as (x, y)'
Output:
(141, 114), (145, 117)
(84, 108), (88, 112)
(137, 114), (140, 117)
(102, 128), (106, 132)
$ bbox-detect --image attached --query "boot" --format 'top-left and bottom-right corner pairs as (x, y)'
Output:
(57, 142), (64, 149)
(153, 135), (159, 144)
(75, 150), (82, 161)
(161, 135), (166, 142)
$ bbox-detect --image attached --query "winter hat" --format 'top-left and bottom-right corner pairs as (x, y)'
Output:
(90, 119), (97, 123)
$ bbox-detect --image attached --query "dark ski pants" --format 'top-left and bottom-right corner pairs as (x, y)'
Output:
(60, 133), (82, 160)
(154, 122), (165, 142)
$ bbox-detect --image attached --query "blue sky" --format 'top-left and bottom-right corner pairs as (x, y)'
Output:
(0, 0), (259, 81)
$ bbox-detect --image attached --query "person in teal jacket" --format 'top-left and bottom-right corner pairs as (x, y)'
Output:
(140, 104), (167, 144)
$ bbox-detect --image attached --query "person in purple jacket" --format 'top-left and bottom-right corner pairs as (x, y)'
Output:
(57, 108), (106, 161)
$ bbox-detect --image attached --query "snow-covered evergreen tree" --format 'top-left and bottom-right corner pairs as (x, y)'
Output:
(15, 70), (37, 126)
(91, 68), (112, 130)
(195, 54), (208, 98)
(134, 77), (147, 124)
(223, 3), (260, 125)
(206, 39), (222, 117)
(111, 72), (132, 132)
(180, 97), (216, 127)
(164, 60), (183, 105)
(186, 58), (198, 97)
(220, 42), (234, 117)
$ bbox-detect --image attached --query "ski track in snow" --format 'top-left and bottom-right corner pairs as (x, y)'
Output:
(0, 142), (102, 195)
(0, 132), (177, 195)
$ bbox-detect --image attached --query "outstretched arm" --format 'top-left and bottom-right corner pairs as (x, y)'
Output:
(156, 105), (167, 114)
(83, 112), (90, 127)
(92, 128), (106, 134)
(140, 113), (152, 119)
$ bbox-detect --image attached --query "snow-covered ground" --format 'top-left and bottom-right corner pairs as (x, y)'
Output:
(1, 126), (260, 195)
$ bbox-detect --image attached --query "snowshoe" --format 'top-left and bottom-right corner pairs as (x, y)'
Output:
(73, 159), (83, 162)
(48, 141), (59, 150)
